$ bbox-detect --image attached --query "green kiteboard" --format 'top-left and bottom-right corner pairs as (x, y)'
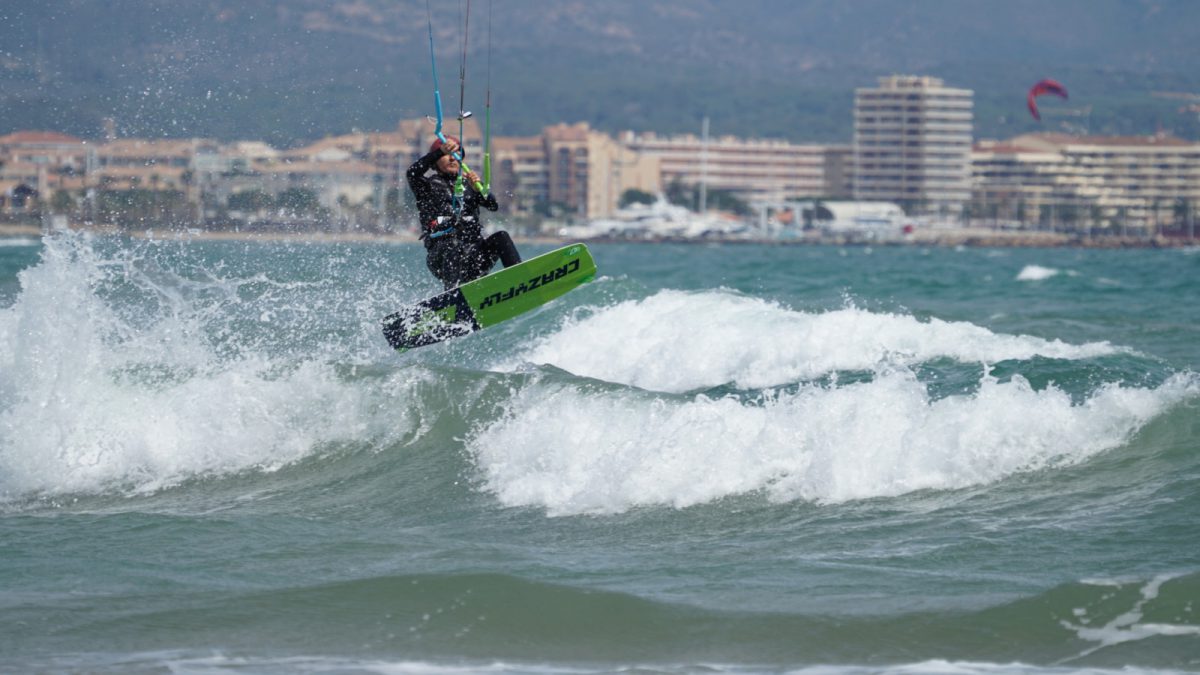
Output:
(382, 243), (596, 352)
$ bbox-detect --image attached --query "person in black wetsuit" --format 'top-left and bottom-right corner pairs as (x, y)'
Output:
(406, 135), (521, 290)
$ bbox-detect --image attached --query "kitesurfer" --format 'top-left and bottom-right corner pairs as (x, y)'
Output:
(406, 135), (522, 289)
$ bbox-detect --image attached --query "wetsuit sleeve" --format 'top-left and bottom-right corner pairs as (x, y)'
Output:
(407, 151), (448, 230)
(405, 150), (442, 188)
(477, 191), (499, 212)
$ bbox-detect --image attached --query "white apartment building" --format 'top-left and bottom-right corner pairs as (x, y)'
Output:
(619, 130), (851, 206)
(973, 133), (1200, 231)
(854, 75), (973, 215)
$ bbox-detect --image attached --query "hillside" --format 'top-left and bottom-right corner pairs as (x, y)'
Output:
(2, 0), (1198, 146)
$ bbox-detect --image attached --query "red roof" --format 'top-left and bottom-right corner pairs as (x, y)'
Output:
(0, 131), (85, 145)
(974, 142), (1046, 154)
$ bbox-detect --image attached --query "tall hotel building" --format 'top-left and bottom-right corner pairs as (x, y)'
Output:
(854, 75), (974, 215)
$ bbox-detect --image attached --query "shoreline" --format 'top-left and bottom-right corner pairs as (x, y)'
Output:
(1, 223), (1195, 249)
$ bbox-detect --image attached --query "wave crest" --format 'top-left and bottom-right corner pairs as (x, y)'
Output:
(471, 371), (1197, 516)
(502, 290), (1122, 393)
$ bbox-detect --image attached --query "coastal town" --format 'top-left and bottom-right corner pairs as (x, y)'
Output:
(2, 75), (1198, 247)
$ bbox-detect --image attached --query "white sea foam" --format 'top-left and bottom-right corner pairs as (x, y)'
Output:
(0, 233), (414, 499)
(1017, 265), (1062, 281)
(106, 654), (1129, 675)
(500, 290), (1122, 393)
(0, 237), (40, 247)
(1062, 574), (1200, 660)
(0, 357), (405, 498)
(470, 370), (1197, 516)
(29, 653), (1186, 675)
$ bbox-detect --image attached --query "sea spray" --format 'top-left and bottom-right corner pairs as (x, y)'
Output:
(470, 370), (1197, 515)
(0, 232), (427, 500)
(500, 289), (1125, 393)
(1017, 265), (1063, 281)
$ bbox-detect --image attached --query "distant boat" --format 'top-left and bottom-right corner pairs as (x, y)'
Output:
(561, 198), (747, 240)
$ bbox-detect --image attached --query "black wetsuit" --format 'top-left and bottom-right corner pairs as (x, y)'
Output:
(406, 150), (521, 290)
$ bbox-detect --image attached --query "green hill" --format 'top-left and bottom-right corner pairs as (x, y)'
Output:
(2, 0), (1198, 146)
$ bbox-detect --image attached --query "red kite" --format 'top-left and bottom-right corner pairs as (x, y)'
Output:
(1028, 79), (1068, 121)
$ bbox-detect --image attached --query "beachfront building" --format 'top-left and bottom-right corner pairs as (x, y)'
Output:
(854, 75), (974, 217)
(541, 123), (661, 221)
(207, 157), (385, 223)
(490, 135), (550, 217)
(0, 158), (43, 214)
(0, 131), (94, 214)
(972, 133), (1200, 233)
(619, 130), (851, 207)
(0, 131), (93, 171)
(93, 138), (226, 189)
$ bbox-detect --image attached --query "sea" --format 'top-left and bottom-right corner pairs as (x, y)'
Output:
(0, 231), (1197, 674)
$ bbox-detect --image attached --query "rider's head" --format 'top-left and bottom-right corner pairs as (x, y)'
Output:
(430, 136), (461, 175)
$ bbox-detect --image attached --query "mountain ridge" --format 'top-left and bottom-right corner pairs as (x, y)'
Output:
(2, 0), (1198, 146)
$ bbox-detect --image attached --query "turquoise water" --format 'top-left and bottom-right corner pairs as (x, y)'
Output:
(0, 232), (1197, 673)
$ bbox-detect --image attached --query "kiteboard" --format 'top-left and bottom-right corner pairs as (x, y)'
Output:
(382, 243), (596, 352)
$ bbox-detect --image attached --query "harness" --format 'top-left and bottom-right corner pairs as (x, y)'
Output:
(420, 171), (468, 241)
(422, 213), (478, 241)
(424, 216), (456, 240)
